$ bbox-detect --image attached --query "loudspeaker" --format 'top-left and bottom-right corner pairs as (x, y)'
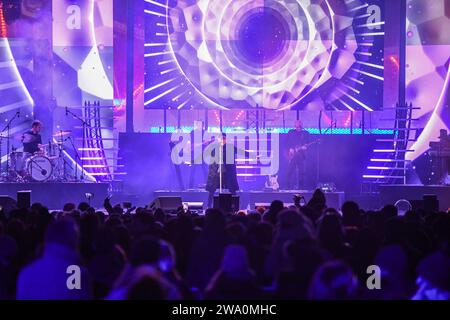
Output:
(0, 196), (18, 213)
(149, 196), (183, 212)
(410, 200), (423, 211)
(423, 194), (439, 212)
(17, 190), (31, 209)
(214, 193), (240, 213)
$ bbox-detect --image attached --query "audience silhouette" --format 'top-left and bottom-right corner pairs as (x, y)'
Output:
(0, 193), (449, 300)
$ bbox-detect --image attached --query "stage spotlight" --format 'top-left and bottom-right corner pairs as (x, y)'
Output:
(394, 199), (412, 216)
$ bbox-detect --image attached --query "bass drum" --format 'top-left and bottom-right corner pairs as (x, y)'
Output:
(26, 156), (53, 182)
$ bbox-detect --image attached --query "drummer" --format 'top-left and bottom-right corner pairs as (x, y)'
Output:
(21, 120), (44, 168)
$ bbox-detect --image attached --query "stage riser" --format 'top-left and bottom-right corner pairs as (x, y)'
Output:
(154, 191), (345, 210)
(379, 185), (450, 211)
(0, 183), (109, 210)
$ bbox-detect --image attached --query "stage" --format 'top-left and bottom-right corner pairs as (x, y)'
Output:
(2, 183), (448, 212)
(0, 183), (110, 210)
(154, 189), (346, 210)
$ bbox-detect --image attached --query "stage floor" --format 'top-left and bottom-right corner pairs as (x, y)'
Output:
(0, 182), (109, 209)
(154, 189), (346, 210)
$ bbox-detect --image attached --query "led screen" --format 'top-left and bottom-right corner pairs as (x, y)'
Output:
(144, 0), (386, 111)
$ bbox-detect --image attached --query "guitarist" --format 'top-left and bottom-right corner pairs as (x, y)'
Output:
(286, 120), (310, 189)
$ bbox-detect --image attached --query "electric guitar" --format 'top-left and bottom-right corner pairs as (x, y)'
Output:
(286, 139), (320, 162)
(265, 175), (280, 191)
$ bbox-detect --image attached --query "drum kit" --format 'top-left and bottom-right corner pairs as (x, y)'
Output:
(1, 130), (74, 182)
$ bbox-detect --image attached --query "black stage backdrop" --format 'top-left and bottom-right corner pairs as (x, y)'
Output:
(118, 133), (382, 199)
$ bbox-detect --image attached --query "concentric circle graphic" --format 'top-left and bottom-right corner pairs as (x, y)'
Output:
(144, 0), (385, 110)
(169, 0), (336, 109)
(229, 6), (294, 68)
(222, 4), (299, 72)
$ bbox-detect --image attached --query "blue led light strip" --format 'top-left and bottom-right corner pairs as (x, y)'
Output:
(148, 126), (394, 135)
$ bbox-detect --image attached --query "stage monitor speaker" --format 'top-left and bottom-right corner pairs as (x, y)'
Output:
(409, 200), (423, 211)
(17, 190), (31, 209)
(0, 196), (18, 213)
(149, 196), (183, 212)
(423, 194), (439, 212)
(183, 202), (204, 210)
(214, 193), (240, 213)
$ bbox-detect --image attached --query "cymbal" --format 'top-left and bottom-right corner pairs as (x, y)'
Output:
(53, 131), (72, 137)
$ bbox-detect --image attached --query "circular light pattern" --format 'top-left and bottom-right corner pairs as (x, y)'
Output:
(145, 0), (385, 110)
(230, 7), (293, 68)
(169, 0), (337, 109)
(221, 3), (300, 73)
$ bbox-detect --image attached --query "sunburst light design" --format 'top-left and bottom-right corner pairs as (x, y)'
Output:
(144, 0), (385, 111)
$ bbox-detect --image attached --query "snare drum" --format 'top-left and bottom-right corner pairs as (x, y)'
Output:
(26, 155), (53, 182)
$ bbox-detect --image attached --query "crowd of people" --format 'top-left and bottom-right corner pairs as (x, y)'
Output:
(0, 190), (449, 300)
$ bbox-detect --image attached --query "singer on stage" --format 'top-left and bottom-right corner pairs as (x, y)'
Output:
(205, 134), (239, 207)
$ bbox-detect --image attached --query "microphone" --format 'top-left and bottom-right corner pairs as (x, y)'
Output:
(65, 107), (68, 116)
(16, 111), (20, 118)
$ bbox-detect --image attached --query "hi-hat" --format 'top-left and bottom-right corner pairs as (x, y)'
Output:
(53, 131), (72, 137)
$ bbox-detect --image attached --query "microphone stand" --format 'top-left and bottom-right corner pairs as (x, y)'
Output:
(66, 108), (91, 182)
(0, 112), (20, 180)
(67, 136), (81, 182)
(55, 134), (72, 181)
(321, 120), (335, 135)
